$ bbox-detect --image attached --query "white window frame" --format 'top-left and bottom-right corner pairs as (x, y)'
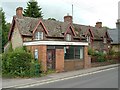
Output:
(80, 47), (83, 59)
(34, 49), (38, 60)
(87, 36), (91, 43)
(103, 37), (107, 44)
(66, 34), (71, 41)
(35, 31), (43, 40)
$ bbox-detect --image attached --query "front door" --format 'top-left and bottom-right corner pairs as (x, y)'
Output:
(47, 50), (55, 70)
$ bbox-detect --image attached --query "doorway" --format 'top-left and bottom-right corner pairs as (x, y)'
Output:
(47, 49), (55, 70)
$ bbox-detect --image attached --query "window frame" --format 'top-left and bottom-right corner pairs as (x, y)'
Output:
(66, 34), (71, 41)
(86, 36), (91, 43)
(34, 49), (38, 60)
(64, 46), (84, 60)
(103, 37), (107, 44)
(35, 31), (43, 40)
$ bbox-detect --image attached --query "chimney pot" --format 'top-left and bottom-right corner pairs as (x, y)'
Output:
(16, 7), (23, 18)
(64, 14), (72, 23)
(95, 22), (102, 28)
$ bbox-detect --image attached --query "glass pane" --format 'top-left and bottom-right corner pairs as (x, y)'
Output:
(34, 49), (38, 60)
(75, 47), (80, 59)
(80, 47), (83, 59)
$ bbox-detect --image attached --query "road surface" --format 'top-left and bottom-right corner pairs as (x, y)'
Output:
(30, 67), (118, 88)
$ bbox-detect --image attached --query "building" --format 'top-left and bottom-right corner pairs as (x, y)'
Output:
(108, 19), (120, 52)
(4, 7), (111, 72)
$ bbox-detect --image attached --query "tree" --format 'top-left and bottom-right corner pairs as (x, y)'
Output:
(48, 18), (56, 21)
(1, 9), (7, 53)
(0, 8), (10, 53)
(23, 0), (43, 18)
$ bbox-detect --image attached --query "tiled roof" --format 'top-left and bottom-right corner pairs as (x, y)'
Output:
(15, 16), (108, 39)
(108, 29), (120, 44)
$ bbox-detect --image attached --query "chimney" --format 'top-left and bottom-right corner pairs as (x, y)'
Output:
(116, 19), (120, 29)
(16, 7), (23, 18)
(64, 13), (72, 23)
(95, 22), (102, 28)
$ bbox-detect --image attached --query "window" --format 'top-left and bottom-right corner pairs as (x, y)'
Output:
(103, 38), (107, 43)
(86, 36), (91, 43)
(35, 31), (43, 40)
(64, 46), (84, 60)
(66, 34), (71, 41)
(103, 50), (107, 54)
(34, 49), (38, 60)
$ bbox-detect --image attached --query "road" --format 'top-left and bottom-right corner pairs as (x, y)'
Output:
(30, 67), (118, 88)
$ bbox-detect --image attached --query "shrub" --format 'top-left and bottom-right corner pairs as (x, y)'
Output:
(88, 48), (94, 55)
(2, 47), (41, 78)
(97, 52), (106, 62)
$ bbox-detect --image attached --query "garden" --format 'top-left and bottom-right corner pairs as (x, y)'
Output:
(88, 48), (119, 67)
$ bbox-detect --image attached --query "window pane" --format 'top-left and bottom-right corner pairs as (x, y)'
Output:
(39, 32), (43, 40)
(64, 46), (84, 60)
(80, 47), (83, 59)
(66, 34), (71, 41)
(64, 46), (74, 59)
(35, 32), (38, 39)
(34, 49), (38, 60)
(75, 47), (80, 59)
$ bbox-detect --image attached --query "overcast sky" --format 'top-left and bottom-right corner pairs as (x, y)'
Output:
(1, 0), (120, 28)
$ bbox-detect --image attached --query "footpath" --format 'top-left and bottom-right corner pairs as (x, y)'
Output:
(2, 64), (119, 88)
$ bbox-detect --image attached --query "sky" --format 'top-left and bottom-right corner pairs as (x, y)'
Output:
(1, 0), (120, 28)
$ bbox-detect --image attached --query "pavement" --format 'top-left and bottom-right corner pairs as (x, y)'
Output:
(2, 64), (119, 88)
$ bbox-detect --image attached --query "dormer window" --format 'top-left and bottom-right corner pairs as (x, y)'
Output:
(35, 31), (43, 40)
(86, 36), (91, 43)
(103, 37), (107, 43)
(66, 34), (71, 41)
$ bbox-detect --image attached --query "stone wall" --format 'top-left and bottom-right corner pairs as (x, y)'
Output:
(11, 25), (23, 49)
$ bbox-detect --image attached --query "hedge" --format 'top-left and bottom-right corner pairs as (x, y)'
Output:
(2, 47), (41, 78)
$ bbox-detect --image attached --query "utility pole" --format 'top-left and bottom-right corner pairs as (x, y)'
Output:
(72, 4), (73, 22)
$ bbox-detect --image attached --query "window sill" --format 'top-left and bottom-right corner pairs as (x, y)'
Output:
(64, 59), (83, 61)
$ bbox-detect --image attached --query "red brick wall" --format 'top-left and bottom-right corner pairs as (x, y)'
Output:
(26, 45), (47, 72)
(64, 60), (84, 71)
(55, 49), (64, 72)
(84, 46), (91, 68)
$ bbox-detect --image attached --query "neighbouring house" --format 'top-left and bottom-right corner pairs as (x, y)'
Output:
(108, 19), (120, 52)
(4, 7), (111, 72)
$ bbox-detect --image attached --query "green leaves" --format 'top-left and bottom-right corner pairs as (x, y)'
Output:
(23, 0), (43, 18)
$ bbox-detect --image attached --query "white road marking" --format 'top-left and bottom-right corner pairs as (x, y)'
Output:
(17, 67), (118, 88)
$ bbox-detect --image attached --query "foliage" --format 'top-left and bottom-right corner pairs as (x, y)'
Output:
(23, 0), (43, 18)
(0, 8), (10, 53)
(108, 49), (115, 56)
(2, 47), (41, 78)
(96, 52), (106, 62)
(48, 18), (56, 21)
(88, 48), (94, 55)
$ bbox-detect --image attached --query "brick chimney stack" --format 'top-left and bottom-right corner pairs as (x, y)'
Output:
(95, 22), (102, 28)
(16, 7), (23, 18)
(64, 13), (72, 23)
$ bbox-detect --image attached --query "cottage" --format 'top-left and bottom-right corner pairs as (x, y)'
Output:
(4, 7), (111, 72)
(108, 19), (120, 52)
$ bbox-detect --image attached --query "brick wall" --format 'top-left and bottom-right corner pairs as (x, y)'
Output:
(27, 45), (47, 72)
(55, 49), (64, 72)
(84, 46), (91, 68)
(64, 60), (84, 71)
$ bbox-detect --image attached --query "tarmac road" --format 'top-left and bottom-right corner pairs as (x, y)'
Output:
(31, 67), (118, 88)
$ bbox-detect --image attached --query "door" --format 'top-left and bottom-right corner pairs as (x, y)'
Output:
(47, 50), (55, 70)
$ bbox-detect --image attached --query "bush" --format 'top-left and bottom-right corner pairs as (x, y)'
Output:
(88, 48), (94, 55)
(97, 52), (106, 62)
(2, 47), (41, 78)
